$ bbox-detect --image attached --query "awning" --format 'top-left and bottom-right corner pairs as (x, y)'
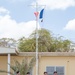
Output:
(0, 47), (18, 55)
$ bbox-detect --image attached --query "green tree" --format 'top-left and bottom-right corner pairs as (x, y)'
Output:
(18, 28), (72, 52)
(0, 38), (17, 48)
(0, 57), (35, 75)
(50, 36), (71, 52)
(18, 28), (53, 52)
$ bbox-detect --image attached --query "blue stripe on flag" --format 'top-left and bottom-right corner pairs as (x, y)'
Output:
(39, 9), (44, 19)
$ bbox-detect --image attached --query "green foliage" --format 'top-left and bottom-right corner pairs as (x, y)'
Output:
(18, 38), (36, 52)
(0, 38), (16, 47)
(18, 28), (53, 52)
(0, 57), (35, 75)
(18, 28), (72, 52)
(50, 37), (71, 52)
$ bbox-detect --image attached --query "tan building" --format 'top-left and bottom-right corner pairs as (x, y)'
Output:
(0, 47), (75, 75)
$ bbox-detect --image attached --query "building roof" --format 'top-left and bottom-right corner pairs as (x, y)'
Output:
(19, 52), (75, 57)
(0, 47), (18, 55)
(0, 47), (75, 56)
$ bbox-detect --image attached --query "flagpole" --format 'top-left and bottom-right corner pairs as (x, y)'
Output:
(35, 3), (45, 75)
(29, 2), (45, 75)
(35, 2), (39, 75)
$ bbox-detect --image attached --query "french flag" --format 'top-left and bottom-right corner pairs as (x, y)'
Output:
(34, 9), (44, 22)
(39, 9), (44, 22)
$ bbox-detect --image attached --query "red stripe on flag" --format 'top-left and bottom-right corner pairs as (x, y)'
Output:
(34, 12), (39, 17)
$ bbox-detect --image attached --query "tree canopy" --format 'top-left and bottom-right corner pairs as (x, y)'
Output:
(18, 28), (73, 52)
(0, 38), (17, 48)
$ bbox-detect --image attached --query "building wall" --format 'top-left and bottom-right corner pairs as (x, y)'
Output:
(0, 56), (7, 75)
(39, 56), (75, 75)
(0, 55), (75, 75)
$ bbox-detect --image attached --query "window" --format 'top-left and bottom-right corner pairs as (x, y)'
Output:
(29, 69), (33, 75)
(46, 66), (64, 75)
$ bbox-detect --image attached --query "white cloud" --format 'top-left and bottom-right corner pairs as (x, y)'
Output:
(0, 15), (40, 39)
(0, 7), (10, 14)
(64, 19), (75, 30)
(6, 0), (27, 3)
(32, 0), (75, 10)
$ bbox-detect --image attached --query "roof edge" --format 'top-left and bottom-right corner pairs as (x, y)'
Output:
(18, 52), (75, 57)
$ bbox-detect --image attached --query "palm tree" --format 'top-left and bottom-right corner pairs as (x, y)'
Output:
(0, 57), (35, 75)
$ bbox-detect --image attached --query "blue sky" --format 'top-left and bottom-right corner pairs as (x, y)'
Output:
(0, 0), (75, 42)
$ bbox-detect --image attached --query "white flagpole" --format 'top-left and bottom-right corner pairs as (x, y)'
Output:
(35, 2), (46, 75)
(29, 2), (45, 75)
(35, 2), (39, 75)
